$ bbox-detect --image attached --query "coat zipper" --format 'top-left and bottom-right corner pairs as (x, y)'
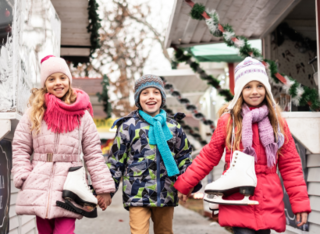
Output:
(45, 132), (60, 218)
(156, 147), (161, 206)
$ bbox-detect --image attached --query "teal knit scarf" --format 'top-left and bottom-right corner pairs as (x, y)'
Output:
(139, 110), (179, 177)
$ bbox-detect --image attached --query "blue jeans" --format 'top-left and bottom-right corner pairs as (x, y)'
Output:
(233, 227), (271, 234)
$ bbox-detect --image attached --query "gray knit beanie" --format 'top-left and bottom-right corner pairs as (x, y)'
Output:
(134, 74), (166, 109)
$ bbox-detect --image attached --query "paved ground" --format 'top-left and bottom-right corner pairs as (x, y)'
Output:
(75, 185), (230, 234)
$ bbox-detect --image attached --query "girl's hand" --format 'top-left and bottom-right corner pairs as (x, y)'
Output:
(296, 212), (308, 227)
(178, 188), (193, 203)
(97, 193), (112, 211)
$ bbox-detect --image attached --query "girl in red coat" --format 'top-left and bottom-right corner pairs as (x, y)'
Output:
(174, 57), (311, 234)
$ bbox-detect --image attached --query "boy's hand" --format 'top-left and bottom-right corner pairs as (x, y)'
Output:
(296, 212), (308, 227)
(178, 188), (193, 203)
(97, 193), (112, 211)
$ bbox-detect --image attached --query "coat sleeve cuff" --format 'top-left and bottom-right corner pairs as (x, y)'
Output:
(174, 177), (193, 195)
(192, 182), (202, 193)
(291, 200), (312, 214)
(14, 172), (30, 189)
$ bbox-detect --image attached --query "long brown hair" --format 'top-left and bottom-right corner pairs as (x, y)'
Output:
(218, 92), (285, 151)
(28, 85), (77, 134)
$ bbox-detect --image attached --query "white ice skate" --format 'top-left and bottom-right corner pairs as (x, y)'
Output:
(56, 166), (98, 218)
(204, 151), (259, 206)
(209, 203), (219, 211)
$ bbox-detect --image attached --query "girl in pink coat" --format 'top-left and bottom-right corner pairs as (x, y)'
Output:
(12, 55), (115, 234)
(174, 57), (311, 234)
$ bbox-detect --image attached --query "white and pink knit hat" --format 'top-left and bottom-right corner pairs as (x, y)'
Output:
(228, 57), (276, 110)
(40, 55), (72, 87)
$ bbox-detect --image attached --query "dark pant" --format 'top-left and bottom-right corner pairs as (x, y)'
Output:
(233, 227), (271, 234)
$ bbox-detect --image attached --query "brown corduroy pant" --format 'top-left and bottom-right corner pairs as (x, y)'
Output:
(129, 206), (174, 234)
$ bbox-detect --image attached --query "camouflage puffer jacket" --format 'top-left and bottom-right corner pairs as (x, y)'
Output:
(107, 110), (200, 209)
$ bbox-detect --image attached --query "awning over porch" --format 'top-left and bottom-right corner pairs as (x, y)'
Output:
(165, 0), (301, 48)
(190, 39), (262, 62)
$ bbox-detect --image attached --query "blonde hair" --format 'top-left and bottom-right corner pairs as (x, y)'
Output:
(28, 85), (77, 133)
(218, 92), (285, 151)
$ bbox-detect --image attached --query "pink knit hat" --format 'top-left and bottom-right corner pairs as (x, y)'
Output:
(40, 55), (72, 87)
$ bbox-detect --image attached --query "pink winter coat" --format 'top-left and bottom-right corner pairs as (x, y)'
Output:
(12, 110), (115, 219)
(174, 113), (311, 232)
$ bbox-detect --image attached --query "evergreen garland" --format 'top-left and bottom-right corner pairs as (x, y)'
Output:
(161, 76), (216, 132)
(96, 75), (112, 118)
(87, 0), (102, 57)
(162, 105), (208, 147)
(177, 0), (320, 111)
(172, 48), (232, 102)
(190, 3), (206, 20)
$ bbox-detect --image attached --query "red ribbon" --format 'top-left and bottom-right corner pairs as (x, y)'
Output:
(218, 24), (224, 32)
(274, 73), (287, 84)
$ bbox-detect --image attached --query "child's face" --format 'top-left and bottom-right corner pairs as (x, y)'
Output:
(139, 87), (162, 117)
(242, 81), (266, 107)
(45, 72), (70, 99)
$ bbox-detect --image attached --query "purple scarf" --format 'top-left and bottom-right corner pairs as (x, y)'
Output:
(242, 104), (278, 168)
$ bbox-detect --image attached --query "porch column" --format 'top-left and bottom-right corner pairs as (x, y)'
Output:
(228, 63), (235, 95)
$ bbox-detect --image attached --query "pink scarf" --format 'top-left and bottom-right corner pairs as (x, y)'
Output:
(241, 104), (278, 168)
(43, 89), (93, 133)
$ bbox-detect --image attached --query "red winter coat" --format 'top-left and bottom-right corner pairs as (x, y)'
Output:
(174, 113), (311, 232)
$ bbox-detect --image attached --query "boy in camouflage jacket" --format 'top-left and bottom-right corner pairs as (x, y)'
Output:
(107, 75), (200, 234)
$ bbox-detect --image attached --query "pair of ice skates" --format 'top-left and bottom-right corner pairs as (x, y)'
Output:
(56, 166), (98, 218)
(204, 151), (259, 210)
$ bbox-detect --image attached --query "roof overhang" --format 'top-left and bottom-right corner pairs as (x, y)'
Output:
(165, 0), (301, 48)
(51, 0), (91, 62)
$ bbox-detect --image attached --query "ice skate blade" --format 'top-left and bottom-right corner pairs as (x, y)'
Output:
(205, 186), (256, 196)
(204, 194), (259, 206)
(56, 200), (98, 218)
(63, 190), (97, 208)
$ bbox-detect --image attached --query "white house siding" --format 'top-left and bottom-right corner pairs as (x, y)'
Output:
(9, 177), (37, 234)
(306, 154), (320, 234)
(2, 0), (60, 232)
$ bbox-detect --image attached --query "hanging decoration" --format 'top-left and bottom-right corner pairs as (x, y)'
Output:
(181, 0), (320, 111)
(96, 75), (112, 118)
(87, 0), (102, 57)
(173, 47), (233, 102)
(5, 9), (10, 17)
(160, 77), (215, 133)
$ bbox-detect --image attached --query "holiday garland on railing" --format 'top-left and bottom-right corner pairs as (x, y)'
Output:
(160, 77), (215, 133)
(173, 48), (234, 102)
(87, 0), (102, 57)
(96, 75), (112, 118)
(181, 0), (320, 111)
(163, 105), (208, 147)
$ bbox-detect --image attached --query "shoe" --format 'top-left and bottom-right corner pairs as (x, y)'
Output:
(204, 151), (259, 206)
(56, 166), (98, 218)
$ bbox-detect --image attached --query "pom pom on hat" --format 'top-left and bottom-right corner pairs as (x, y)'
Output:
(40, 55), (72, 87)
(41, 55), (55, 64)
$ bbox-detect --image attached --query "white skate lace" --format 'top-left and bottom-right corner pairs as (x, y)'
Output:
(83, 172), (91, 192)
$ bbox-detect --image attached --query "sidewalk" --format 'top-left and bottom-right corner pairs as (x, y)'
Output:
(75, 185), (230, 234)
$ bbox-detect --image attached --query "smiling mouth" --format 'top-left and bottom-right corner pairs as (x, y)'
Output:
(146, 102), (157, 106)
(54, 88), (64, 92)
